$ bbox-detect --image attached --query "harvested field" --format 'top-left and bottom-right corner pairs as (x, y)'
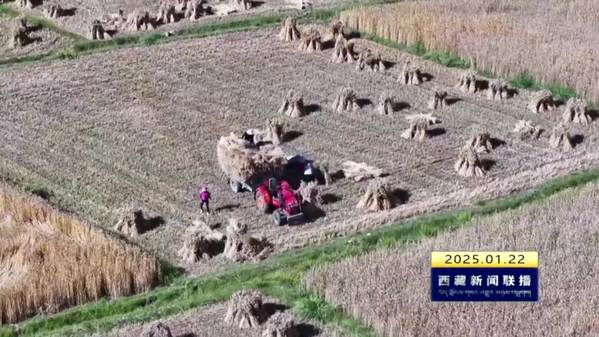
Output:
(2, 27), (599, 275)
(0, 185), (160, 324)
(0, 15), (71, 61)
(5, 0), (341, 38)
(341, 0), (599, 101)
(109, 301), (342, 337)
(304, 182), (599, 337)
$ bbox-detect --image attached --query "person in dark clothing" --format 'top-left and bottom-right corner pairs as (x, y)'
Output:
(199, 186), (211, 213)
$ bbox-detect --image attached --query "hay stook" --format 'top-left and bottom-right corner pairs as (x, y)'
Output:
(126, 10), (153, 31)
(401, 114), (441, 141)
(296, 180), (321, 205)
(467, 131), (493, 153)
(279, 17), (300, 42)
(330, 20), (344, 40)
(185, 0), (209, 20)
(90, 20), (111, 40)
(457, 70), (478, 93)
(114, 207), (147, 238)
(454, 146), (486, 177)
(45, 3), (66, 19)
(331, 36), (355, 63)
(225, 289), (266, 329)
(9, 18), (31, 48)
(332, 87), (359, 113)
(562, 98), (591, 125)
(177, 220), (225, 263)
(398, 62), (422, 85)
(298, 29), (321, 53)
(223, 219), (273, 263)
(428, 90), (448, 110)
(356, 50), (385, 72)
(512, 120), (543, 140)
(264, 120), (284, 145)
(549, 124), (574, 151)
(232, 0), (252, 11)
(356, 179), (397, 212)
(262, 312), (300, 337)
(487, 79), (510, 100)
(377, 93), (393, 115)
(278, 90), (305, 118)
(157, 0), (177, 24)
(529, 90), (555, 114)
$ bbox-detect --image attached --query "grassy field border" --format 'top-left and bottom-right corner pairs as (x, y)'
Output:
(2, 167), (599, 337)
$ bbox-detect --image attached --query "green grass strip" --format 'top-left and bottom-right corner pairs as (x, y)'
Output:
(509, 72), (577, 102)
(362, 33), (471, 69)
(3, 167), (599, 337)
(0, 4), (19, 17)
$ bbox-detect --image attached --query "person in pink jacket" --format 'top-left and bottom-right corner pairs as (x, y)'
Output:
(199, 186), (211, 213)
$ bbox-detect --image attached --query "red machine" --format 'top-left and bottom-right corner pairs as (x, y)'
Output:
(255, 178), (304, 226)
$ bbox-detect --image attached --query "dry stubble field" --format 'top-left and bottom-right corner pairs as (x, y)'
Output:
(1, 26), (599, 275)
(305, 182), (599, 337)
(7, 0), (343, 38)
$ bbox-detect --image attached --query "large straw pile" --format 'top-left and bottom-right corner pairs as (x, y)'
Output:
(0, 187), (160, 324)
(216, 133), (286, 184)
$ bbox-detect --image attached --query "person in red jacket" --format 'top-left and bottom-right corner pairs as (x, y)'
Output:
(199, 186), (211, 213)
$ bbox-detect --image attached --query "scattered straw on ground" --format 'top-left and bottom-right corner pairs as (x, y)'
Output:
(341, 161), (383, 182)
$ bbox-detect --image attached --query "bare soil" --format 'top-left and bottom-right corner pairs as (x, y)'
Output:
(109, 301), (343, 337)
(1, 27), (599, 275)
